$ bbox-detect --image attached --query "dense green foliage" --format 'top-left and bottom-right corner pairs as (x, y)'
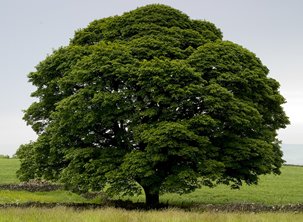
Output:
(17, 4), (289, 207)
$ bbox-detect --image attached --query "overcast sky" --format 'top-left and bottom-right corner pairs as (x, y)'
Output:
(1, 0), (303, 156)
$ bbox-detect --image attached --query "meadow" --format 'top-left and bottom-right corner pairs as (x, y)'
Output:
(0, 158), (20, 184)
(0, 207), (303, 222)
(0, 158), (302, 221)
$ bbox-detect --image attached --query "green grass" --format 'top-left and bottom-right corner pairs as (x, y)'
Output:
(0, 190), (92, 204)
(0, 207), (302, 222)
(123, 166), (303, 206)
(0, 158), (97, 204)
(1, 158), (303, 206)
(163, 166), (303, 205)
(0, 158), (20, 184)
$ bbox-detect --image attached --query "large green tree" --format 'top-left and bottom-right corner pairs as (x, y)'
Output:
(17, 4), (289, 208)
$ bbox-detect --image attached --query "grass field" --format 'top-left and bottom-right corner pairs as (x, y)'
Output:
(0, 158), (303, 206)
(0, 207), (302, 222)
(120, 165), (303, 206)
(161, 165), (303, 205)
(0, 190), (92, 204)
(0, 158), (20, 184)
(0, 159), (302, 221)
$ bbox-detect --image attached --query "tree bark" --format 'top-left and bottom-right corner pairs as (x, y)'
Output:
(143, 186), (160, 209)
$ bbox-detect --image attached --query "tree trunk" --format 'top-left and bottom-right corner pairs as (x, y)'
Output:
(143, 186), (160, 209)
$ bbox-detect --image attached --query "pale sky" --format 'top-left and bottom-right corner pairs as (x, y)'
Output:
(1, 0), (303, 156)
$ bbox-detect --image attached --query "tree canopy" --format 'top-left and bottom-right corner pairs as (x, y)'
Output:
(17, 4), (289, 208)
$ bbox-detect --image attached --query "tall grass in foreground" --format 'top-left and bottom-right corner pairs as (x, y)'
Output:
(0, 207), (302, 222)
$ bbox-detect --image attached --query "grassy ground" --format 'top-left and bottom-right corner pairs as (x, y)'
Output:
(0, 207), (302, 222)
(0, 158), (20, 184)
(0, 190), (92, 204)
(0, 158), (302, 206)
(0, 159), (302, 221)
(163, 166), (303, 205)
(0, 159), (96, 204)
(124, 166), (303, 206)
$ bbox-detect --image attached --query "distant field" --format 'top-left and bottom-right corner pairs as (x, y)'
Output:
(0, 190), (92, 204)
(0, 158), (303, 206)
(0, 158), (19, 184)
(120, 166), (303, 206)
(0, 207), (302, 222)
(160, 165), (303, 205)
